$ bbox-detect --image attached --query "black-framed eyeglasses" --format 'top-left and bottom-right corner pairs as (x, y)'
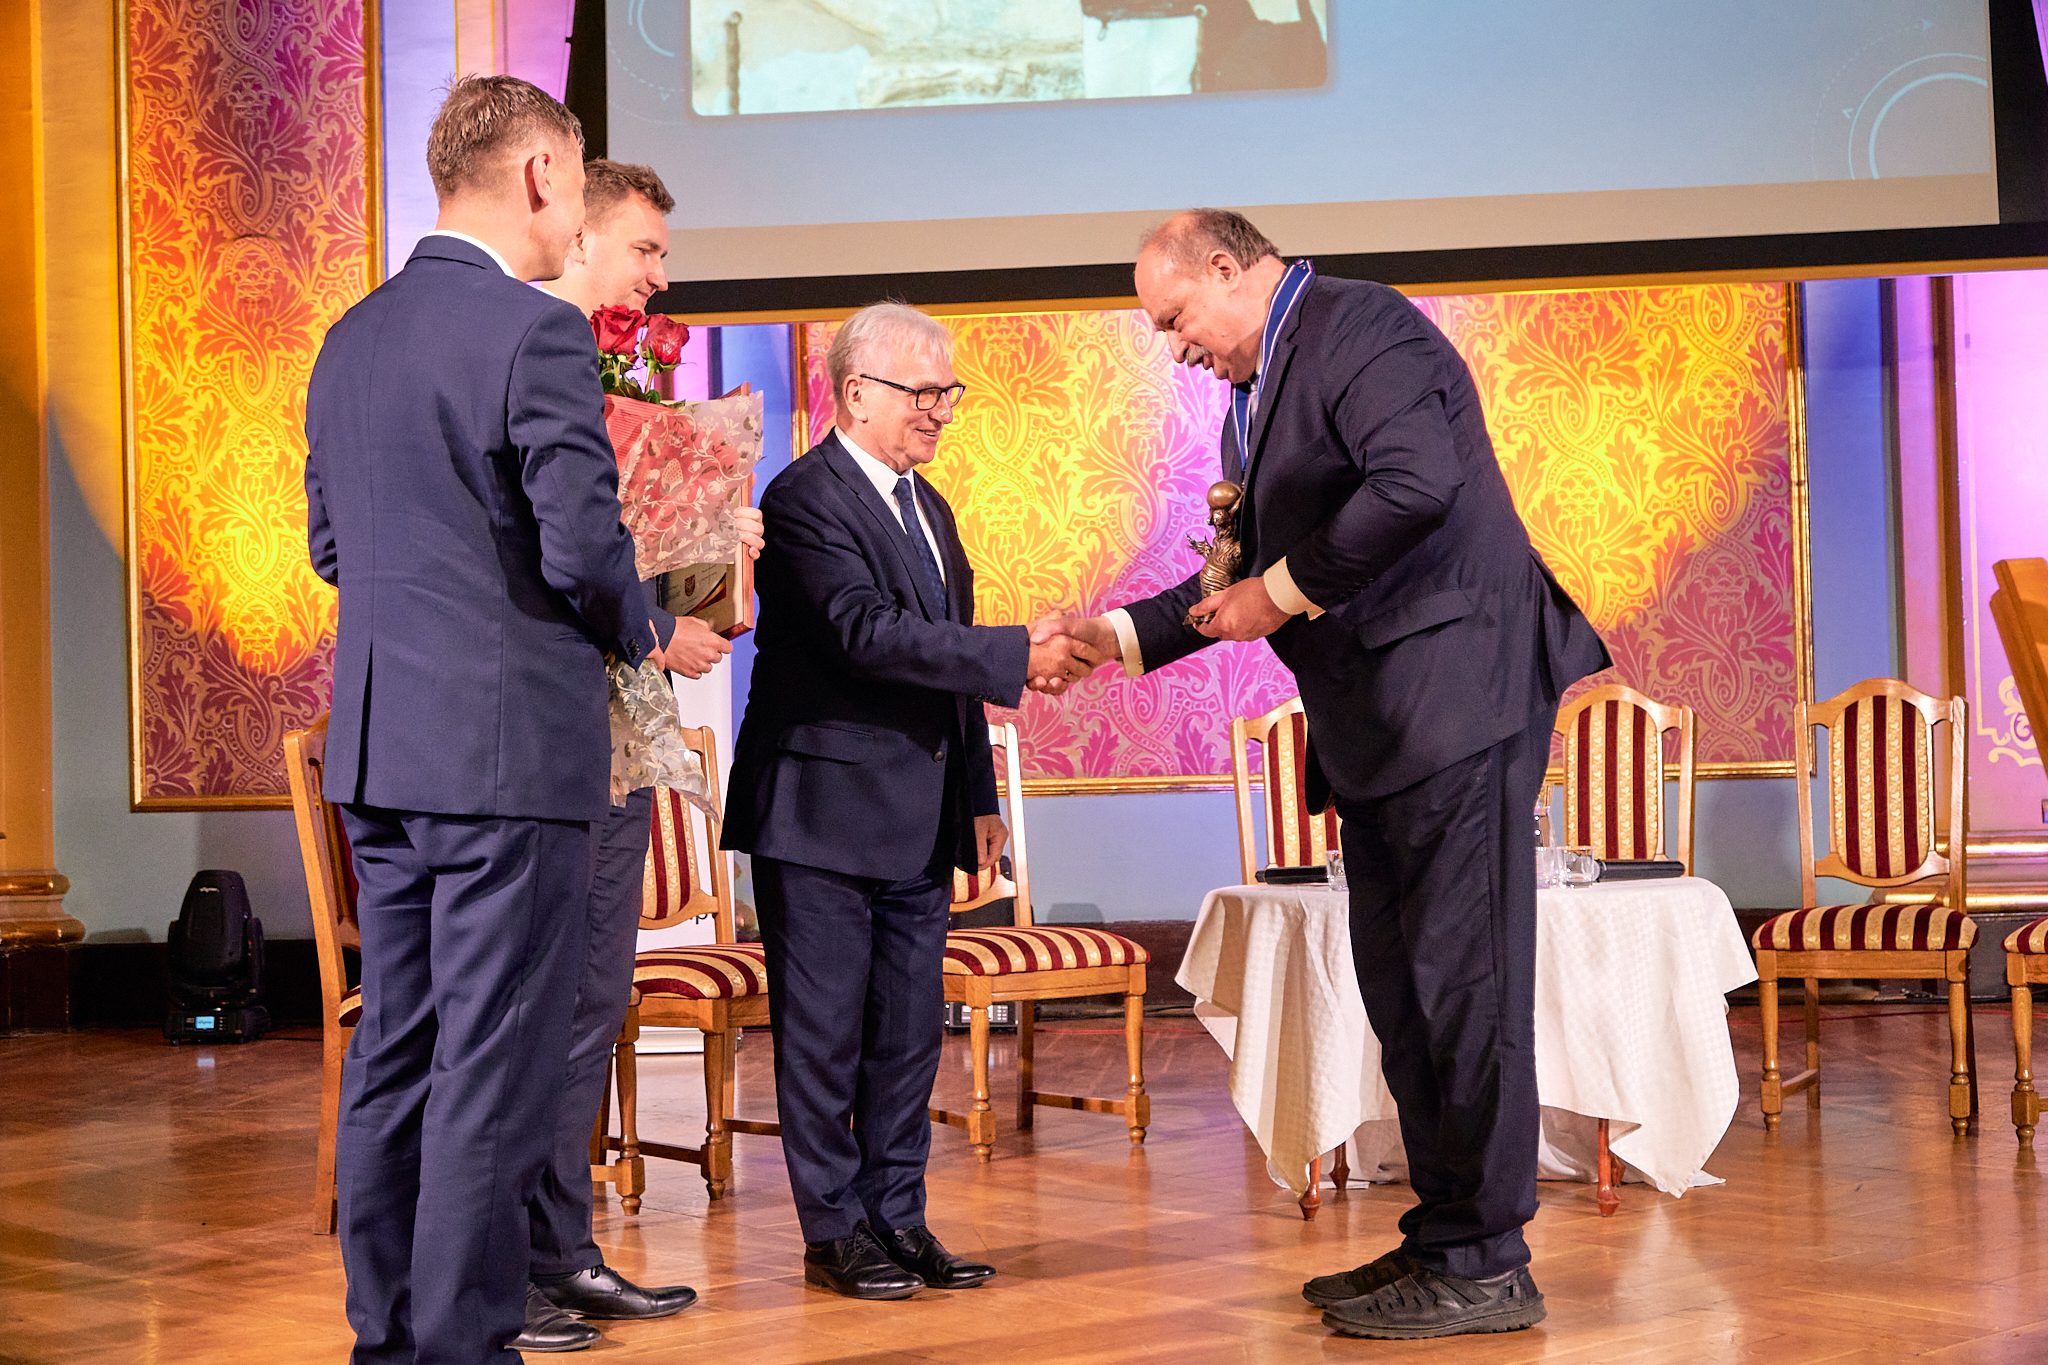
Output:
(859, 373), (966, 411)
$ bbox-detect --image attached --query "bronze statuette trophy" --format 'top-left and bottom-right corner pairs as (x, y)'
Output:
(1184, 480), (1244, 626)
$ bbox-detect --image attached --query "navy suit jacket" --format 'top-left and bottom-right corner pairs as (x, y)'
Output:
(722, 435), (1030, 881)
(1126, 274), (1610, 804)
(305, 235), (672, 822)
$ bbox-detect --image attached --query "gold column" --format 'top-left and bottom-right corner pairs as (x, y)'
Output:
(0, 2), (79, 947)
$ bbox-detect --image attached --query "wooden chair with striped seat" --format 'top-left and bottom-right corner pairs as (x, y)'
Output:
(1753, 678), (1978, 1135)
(1229, 696), (1350, 1218)
(1554, 683), (1698, 873)
(930, 723), (1151, 1162)
(1231, 697), (1341, 885)
(1991, 557), (2048, 1143)
(284, 714), (360, 1234)
(604, 727), (778, 1202)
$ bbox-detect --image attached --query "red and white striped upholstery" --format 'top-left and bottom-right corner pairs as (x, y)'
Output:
(1752, 903), (1976, 953)
(2005, 919), (2048, 955)
(338, 986), (362, 1028)
(1828, 693), (1934, 881)
(951, 862), (1015, 912)
(942, 926), (1149, 976)
(1562, 695), (1666, 861)
(641, 786), (701, 928)
(1260, 707), (1340, 868)
(632, 943), (770, 1000)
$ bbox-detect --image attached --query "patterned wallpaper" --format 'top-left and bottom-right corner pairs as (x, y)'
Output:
(804, 282), (1797, 783)
(123, 0), (372, 803)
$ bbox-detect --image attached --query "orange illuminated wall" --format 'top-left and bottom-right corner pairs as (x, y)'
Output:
(121, 1), (374, 805)
(803, 282), (1802, 786)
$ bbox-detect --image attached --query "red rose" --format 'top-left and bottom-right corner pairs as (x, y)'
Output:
(644, 314), (690, 367)
(591, 304), (643, 356)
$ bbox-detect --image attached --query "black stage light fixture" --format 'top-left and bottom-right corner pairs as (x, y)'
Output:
(164, 869), (269, 1044)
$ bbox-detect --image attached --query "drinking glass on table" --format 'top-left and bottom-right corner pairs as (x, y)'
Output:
(1325, 850), (1347, 893)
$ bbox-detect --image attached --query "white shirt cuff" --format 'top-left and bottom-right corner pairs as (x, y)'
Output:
(1264, 558), (1324, 620)
(1104, 607), (1146, 677)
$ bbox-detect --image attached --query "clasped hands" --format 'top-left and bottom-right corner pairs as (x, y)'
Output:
(1023, 577), (1289, 694)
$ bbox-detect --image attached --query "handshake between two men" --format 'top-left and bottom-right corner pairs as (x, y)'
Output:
(1022, 572), (1286, 696)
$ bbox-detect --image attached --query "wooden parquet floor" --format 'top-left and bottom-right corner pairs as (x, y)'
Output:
(4, 1006), (2048, 1364)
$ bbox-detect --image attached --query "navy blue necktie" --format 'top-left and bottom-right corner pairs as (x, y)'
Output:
(892, 477), (948, 615)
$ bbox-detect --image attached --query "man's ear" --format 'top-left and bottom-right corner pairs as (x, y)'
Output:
(525, 147), (553, 212)
(1207, 249), (1240, 285)
(563, 225), (589, 266)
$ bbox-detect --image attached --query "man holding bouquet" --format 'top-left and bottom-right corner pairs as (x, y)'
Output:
(504, 158), (764, 1352)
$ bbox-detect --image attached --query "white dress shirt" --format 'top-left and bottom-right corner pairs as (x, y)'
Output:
(834, 428), (946, 584)
(421, 229), (516, 278)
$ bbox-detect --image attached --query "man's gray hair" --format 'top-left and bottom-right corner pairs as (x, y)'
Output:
(827, 303), (953, 410)
(1139, 209), (1280, 276)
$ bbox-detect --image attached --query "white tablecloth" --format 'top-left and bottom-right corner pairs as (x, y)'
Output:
(1175, 876), (1757, 1199)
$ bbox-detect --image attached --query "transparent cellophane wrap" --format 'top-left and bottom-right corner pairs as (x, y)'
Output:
(606, 657), (716, 810)
(604, 391), (763, 634)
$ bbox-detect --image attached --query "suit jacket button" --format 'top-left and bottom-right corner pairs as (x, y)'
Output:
(934, 748), (946, 762)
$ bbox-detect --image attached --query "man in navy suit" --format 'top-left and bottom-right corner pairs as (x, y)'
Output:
(304, 78), (682, 1364)
(1043, 211), (1609, 1341)
(722, 304), (1097, 1300)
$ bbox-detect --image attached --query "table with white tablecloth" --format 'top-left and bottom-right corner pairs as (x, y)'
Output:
(1175, 876), (1757, 1204)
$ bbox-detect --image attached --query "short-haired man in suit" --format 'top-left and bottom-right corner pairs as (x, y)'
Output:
(305, 78), (685, 1364)
(1041, 210), (1610, 1341)
(506, 157), (763, 1350)
(722, 303), (1098, 1299)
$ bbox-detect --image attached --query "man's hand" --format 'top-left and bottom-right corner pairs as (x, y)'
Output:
(1031, 614), (1120, 663)
(1025, 630), (1102, 696)
(654, 616), (732, 678)
(736, 504), (764, 561)
(974, 813), (1009, 871)
(1189, 577), (1290, 642)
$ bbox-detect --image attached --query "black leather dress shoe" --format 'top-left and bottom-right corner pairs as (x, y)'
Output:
(803, 1221), (926, 1300)
(1321, 1266), (1546, 1339)
(876, 1223), (995, 1289)
(512, 1284), (599, 1353)
(534, 1263), (698, 1320)
(1301, 1247), (1422, 1308)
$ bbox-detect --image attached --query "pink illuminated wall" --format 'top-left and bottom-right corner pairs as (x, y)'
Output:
(1954, 271), (2048, 827)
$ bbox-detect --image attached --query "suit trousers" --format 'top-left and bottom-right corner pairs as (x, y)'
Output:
(336, 806), (593, 1365)
(1335, 713), (1550, 1281)
(753, 855), (951, 1243)
(529, 786), (654, 1277)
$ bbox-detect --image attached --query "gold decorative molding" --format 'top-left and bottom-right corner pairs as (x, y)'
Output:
(0, 871), (82, 946)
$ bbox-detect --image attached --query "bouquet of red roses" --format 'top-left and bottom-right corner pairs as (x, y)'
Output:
(589, 306), (761, 635)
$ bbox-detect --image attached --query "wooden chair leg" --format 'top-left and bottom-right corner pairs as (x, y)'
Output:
(1759, 971), (1783, 1131)
(1948, 971), (1974, 1137)
(1300, 1156), (1322, 1221)
(1596, 1118), (1619, 1216)
(701, 1024), (734, 1198)
(2013, 981), (2038, 1144)
(1017, 1000), (1036, 1132)
(314, 1033), (345, 1234)
(1122, 987), (1149, 1145)
(615, 1013), (643, 1215)
(1330, 1142), (1349, 1192)
(968, 1004), (995, 1162)
(1802, 977), (1822, 1109)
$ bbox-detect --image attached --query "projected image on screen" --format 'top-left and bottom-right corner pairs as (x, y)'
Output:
(686, 0), (1328, 116)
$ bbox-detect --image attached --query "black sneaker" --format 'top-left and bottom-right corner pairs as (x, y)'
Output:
(1301, 1247), (1422, 1308)
(1321, 1266), (1546, 1339)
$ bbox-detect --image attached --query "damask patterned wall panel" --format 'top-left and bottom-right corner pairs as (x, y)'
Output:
(121, 0), (374, 805)
(804, 281), (1800, 785)
(1418, 286), (1801, 771)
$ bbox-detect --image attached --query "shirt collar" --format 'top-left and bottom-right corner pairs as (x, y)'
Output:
(422, 229), (517, 279)
(834, 427), (915, 504)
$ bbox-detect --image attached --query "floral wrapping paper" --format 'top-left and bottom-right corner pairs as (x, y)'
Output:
(607, 657), (715, 811)
(604, 391), (764, 581)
